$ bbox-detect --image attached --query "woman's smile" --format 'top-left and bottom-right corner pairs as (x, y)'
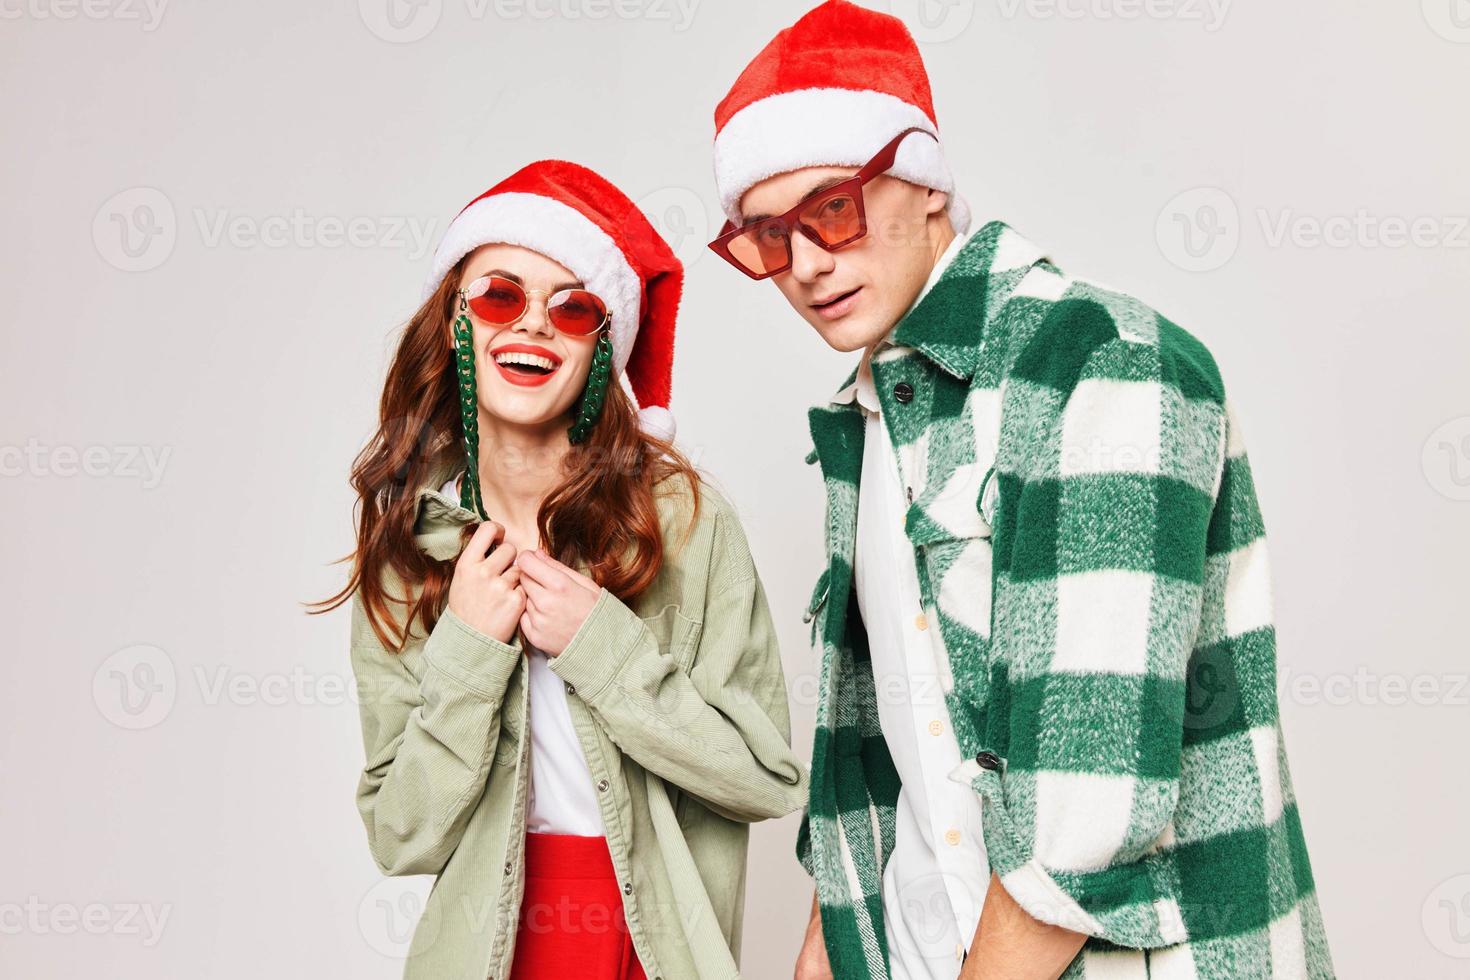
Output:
(490, 342), (563, 387)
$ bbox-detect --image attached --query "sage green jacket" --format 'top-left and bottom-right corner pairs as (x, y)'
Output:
(349, 465), (807, 980)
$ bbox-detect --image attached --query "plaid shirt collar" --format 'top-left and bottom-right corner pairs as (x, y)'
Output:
(828, 219), (1027, 409)
(831, 348), (882, 415)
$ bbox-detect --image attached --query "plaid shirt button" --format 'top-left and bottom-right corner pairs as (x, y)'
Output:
(975, 751), (1001, 770)
(894, 382), (914, 403)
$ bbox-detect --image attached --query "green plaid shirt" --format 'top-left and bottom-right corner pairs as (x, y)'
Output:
(795, 222), (1333, 978)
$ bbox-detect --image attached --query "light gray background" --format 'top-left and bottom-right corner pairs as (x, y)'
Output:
(2, 1), (1468, 976)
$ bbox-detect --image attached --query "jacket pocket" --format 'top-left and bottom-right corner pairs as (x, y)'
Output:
(638, 603), (702, 672)
(908, 463), (996, 546)
(911, 471), (1000, 701)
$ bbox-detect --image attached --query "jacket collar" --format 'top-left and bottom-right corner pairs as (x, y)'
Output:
(890, 218), (1044, 380)
(412, 460), (477, 562)
(408, 460), (596, 576)
(824, 219), (1047, 406)
(828, 224), (971, 406)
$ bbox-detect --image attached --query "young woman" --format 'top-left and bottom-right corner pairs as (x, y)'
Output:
(318, 161), (807, 980)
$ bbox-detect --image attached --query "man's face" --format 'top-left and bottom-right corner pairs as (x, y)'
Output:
(738, 168), (950, 353)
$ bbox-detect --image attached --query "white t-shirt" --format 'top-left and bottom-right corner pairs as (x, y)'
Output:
(439, 475), (605, 837)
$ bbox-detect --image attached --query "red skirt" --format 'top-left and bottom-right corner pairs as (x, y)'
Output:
(509, 833), (648, 980)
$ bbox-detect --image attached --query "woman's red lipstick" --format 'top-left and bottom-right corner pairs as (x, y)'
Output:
(489, 343), (563, 387)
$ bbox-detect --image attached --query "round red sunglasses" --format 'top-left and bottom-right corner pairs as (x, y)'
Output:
(707, 127), (940, 280)
(459, 275), (609, 336)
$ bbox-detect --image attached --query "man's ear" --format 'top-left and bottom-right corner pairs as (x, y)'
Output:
(925, 187), (950, 217)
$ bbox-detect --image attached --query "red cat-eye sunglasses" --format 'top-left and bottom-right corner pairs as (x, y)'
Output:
(706, 127), (939, 280)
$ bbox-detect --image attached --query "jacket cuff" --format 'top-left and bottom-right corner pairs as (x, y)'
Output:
(422, 607), (522, 700)
(546, 589), (641, 700)
(949, 757), (1188, 948)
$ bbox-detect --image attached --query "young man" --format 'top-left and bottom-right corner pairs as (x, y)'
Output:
(706, 3), (1333, 979)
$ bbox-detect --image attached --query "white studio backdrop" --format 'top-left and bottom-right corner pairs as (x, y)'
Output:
(1, 1), (1467, 977)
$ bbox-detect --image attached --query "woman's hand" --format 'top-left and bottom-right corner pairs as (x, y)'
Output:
(446, 521), (525, 644)
(515, 549), (602, 656)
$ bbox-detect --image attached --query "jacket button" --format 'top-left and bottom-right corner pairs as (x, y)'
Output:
(623, 881), (633, 895)
(894, 382), (914, 404)
(504, 859), (512, 874)
(565, 682), (576, 695)
(597, 778), (610, 793)
(975, 751), (1002, 771)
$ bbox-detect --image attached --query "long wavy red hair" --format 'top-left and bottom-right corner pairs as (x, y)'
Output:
(311, 258), (700, 651)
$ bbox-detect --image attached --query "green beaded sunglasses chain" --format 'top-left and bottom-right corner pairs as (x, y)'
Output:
(451, 290), (614, 520)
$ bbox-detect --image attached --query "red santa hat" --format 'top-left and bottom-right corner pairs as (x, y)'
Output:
(712, 0), (969, 235)
(424, 160), (680, 441)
